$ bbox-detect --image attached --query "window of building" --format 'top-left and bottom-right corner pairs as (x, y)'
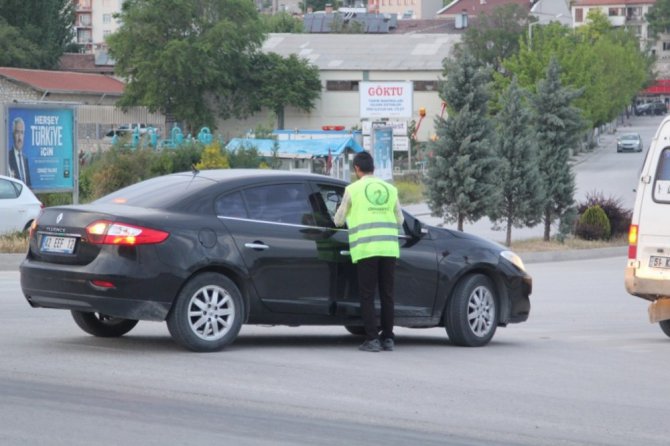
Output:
(103, 14), (112, 24)
(575, 8), (583, 23)
(414, 81), (440, 91)
(78, 0), (91, 8)
(79, 14), (91, 26)
(77, 29), (92, 44)
(608, 8), (620, 16)
(663, 42), (670, 51)
(326, 81), (359, 91)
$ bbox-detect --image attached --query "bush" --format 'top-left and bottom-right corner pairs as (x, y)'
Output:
(396, 180), (424, 204)
(575, 205), (611, 240)
(577, 191), (631, 237)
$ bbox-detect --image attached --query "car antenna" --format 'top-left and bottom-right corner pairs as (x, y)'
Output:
(191, 164), (200, 176)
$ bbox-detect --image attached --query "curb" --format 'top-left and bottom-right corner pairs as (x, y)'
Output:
(520, 246), (627, 264)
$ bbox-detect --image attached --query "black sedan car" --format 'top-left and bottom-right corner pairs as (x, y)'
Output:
(20, 170), (532, 351)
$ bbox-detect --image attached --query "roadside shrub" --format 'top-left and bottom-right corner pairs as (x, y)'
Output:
(575, 205), (611, 241)
(396, 180), (424, 204)
(577, 191), (631, 237)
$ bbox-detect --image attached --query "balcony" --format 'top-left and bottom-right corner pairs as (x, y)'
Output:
(608, 16), (625, 27)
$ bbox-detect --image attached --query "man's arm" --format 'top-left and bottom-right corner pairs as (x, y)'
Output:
(333, 190), (351, 227)
(395, 197), (404, 225)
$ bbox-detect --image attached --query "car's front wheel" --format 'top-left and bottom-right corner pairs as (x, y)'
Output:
(71, 311), (138, 337)
(444, 274), (498, 347)
(167, 273), (243, 352)
(659, 320), (670, 338)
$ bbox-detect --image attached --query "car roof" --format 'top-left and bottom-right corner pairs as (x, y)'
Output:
(173, 169), (344, 184)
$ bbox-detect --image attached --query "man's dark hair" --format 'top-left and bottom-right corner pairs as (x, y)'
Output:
(353, 151), (374, 173)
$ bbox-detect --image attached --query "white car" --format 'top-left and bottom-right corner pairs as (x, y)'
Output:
(0, 175), (42, 235)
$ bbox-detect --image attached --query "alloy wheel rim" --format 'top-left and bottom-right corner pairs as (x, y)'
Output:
(187, 285), (235, 341)
(467, 286), (494, 337)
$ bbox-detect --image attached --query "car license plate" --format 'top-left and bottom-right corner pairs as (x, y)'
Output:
(649, 256), (670, 268)
(40, 235), (77, 254)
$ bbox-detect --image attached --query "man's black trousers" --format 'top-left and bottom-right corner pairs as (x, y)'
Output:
(356, 256), (396, 341)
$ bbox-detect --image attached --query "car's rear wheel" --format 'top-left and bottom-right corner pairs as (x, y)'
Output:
(71, 311), (138, 337)
(167, 273), (243, 352)
(659, 320), (670, 338)
(444, 274), (498, 347)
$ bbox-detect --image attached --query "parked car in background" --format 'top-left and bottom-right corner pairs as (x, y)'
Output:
(635, 101), (667, 116)
(616, 133), (643, 153)
(20, 170), (532, 352)
(0, 174), (42, 235)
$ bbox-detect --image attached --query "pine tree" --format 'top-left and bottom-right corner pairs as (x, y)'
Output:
(532, 58), (584, 241)
(425, 51), (500, 231)
(489, 77), (545, 246)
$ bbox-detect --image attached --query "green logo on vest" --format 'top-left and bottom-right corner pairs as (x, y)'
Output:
(364, 181), (390, 206)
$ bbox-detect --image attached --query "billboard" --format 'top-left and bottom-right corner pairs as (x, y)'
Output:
(372, 126), (393, 181)
(6, 105), (76, 192)
(359, 82), (413, 119)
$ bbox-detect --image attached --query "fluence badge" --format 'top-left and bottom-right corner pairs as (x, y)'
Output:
(364, 181), (390, 206)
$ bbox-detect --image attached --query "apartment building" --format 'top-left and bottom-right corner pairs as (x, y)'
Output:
(570, 1), (670, 80)
(74, 0), (125, 53)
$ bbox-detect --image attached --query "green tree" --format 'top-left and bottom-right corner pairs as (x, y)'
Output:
(250, 52), (322, 129)
(489, 78), (545, 246)
(260, 11), (304, 33)
(647, 0), (670, 37)
(461, 3), (531, 73)
(502, 12), (650, 129)
(0, 0), (74, 69)
(425, 51), (500, 231)
(107, 0), (266, 131)
(532, 58), (584, 241)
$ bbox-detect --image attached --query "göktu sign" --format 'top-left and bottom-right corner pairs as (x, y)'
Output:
(359, 81), (413, 119)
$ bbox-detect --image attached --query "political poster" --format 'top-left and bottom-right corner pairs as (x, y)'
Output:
(6, 105), (76, 192)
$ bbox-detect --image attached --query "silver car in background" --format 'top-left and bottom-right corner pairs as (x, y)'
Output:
(617, 133), (643, 153)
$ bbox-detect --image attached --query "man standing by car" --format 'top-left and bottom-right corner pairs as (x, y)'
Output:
(8, 117), (31, 186)
(334, 151), (404, 352)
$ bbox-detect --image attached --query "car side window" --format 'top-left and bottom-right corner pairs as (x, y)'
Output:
(243, 183), (315, 225)
(215, 192), (248, 218)
(0, 179), (19, 199)
(653, 148), (670, 203)
(310, 184), (344, 227)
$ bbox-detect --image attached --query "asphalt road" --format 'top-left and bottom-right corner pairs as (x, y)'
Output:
(1, 255), (668, 446)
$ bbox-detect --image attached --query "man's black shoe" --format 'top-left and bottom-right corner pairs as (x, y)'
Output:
(382, 338), (394, 351)
(358, 339), (381, 352)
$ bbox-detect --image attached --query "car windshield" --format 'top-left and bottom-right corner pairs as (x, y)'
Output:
(94, 174), (213, 208)
(620, 134), (640, 141)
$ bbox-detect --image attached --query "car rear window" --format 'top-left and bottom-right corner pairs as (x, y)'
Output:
(94, 174), (214, 208)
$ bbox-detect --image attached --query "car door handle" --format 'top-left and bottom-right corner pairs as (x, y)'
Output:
(245, 242), (269, 250)
(340, 250), (350, 256)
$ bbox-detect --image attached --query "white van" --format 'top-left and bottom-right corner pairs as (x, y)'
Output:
(625, 115), (670, 336)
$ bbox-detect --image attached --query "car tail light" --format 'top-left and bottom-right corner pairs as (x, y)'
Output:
(628, 224), (638, 260)
(90, 280), (115, 289)
(85, 220), (169, 245)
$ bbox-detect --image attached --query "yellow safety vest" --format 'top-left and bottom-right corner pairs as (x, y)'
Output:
(346, 176), (400, 263)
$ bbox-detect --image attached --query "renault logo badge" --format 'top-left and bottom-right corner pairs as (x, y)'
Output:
(56, 213), (63, 224)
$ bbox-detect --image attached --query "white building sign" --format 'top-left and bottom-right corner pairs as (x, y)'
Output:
(359, 82), (413, 119)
